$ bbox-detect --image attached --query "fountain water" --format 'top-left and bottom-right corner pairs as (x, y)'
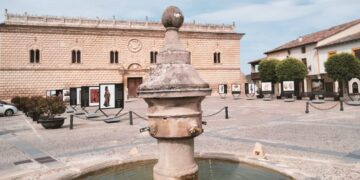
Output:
(138, 6), (211, 180)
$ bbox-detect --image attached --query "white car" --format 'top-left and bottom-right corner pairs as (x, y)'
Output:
(0, 100), (18, 116)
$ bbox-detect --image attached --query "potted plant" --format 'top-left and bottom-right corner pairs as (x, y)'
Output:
(26, 96), (46, 122)
(11, 96), (30, 116)
(39, 96), (66, 129)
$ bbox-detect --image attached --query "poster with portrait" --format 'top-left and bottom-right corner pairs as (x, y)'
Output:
(312, 79), (324, 92)
(283, 81), (294, 92)
(100, 84), (115, 109)
(261, 82), (272, 92)
(218, 84), (228, 94)
(89, 86), (99, 107)
(99, 83), (124, 109)
(231, 84), (241, 94)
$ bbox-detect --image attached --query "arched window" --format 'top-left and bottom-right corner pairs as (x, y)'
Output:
(115, 51), (118, 63)
(35, 49), (40, 63)
(353, 82), (359, 94)
(110, 51), (114, 63)
(30, 50), (35, 63)
(76, 50), (81, 63)
(72, 50), (76, 63)
(110, 51), (119, 64)
(29, 49), (40, 63)
(72, 50), (81, 63)
(150, 51), (157, 64)
(213, 52), (221, 64)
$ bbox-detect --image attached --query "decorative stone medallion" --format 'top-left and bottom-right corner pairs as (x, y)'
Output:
(128, 39), (142, 53)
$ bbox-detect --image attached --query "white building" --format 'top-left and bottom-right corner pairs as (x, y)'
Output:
(250, 18), (360, 99)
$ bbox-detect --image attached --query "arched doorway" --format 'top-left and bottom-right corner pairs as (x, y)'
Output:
(126, 63), (144, 98)
(353, 82), (359, 94)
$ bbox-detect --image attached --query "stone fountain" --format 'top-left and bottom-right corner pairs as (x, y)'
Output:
(138, 6), (211, 180)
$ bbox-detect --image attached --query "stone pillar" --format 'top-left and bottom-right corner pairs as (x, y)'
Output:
(335, 80), (339, 93)
(303, 78), (308, 93)
(138, 6), (211, 180)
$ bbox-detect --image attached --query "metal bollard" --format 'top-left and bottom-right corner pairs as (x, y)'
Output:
(129, 111), (133, 125)
(225, 106), (229, 119)
(70, 114), (73, 130)
(305, 102), (309, 113)
(340, 100), (344, 111)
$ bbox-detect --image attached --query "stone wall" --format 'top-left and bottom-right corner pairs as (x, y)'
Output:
(0, 17), (245, 100)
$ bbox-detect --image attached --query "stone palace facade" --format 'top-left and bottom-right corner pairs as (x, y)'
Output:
(0, 11), (245, 100)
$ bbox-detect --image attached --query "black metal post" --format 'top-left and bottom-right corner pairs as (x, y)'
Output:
(70, 114), (73, 130)
(225, 106), (229, 119)
(129, 111), (133, 125)
(340, 100), (344, 111)
(305, 102), (309, 113)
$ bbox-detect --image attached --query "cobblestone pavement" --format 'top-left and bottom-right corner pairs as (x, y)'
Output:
(0, 97), (359, 179)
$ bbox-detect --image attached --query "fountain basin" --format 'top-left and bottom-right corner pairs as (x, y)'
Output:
(73, 157), (293, 180)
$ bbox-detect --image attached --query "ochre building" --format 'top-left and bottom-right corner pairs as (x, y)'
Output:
(0, 11), (245, 100)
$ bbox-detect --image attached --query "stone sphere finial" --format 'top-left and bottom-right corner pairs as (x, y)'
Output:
(161, 6), (184, 29)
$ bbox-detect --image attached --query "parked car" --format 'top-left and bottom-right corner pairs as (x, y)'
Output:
(0, 100), (18, 116)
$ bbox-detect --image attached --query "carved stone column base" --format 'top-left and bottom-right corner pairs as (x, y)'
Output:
(153, 138), (198, 180)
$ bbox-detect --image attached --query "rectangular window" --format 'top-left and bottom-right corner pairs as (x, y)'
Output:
(353, 48), (360, 59)
(301, 58), (307, 67)
(301, 46), (306, 53)
(287, 49), (291, 55)
(328, 51), (336, 58)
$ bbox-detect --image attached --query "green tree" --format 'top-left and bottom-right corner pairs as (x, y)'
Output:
(276, 57), (308, 81)
(258, 59), (280, 83)
(324, 53), (360, 95)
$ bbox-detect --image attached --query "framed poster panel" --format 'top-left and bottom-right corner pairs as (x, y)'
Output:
(100, 84), (115, 109)
(55, 89), (63, 97)
(311, 79), (324, 92)
(81, 86), (89, 107)
(218, 84), (228, 94)
(50, 90), (57, 97)
(70, 87), (81, 106)
(76, 88), (81, 105)
(231, 84), (241, 94)
(283, 81), (294, 92)
(99, 83), (124, 109)
(89, 86), (100, 107)
(46, 90), (51, 97)
(248, 83), (257, 94)
(62, 89), (70, 102)
(69, 88), (78, 106)
(261, 82), (272, 92)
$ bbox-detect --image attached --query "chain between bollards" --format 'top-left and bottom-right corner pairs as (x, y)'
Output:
(225, 106), (229, 119)
(305, 102), (309, 113)
(129, 111), (133, 125)
(70, 114), (74, 130)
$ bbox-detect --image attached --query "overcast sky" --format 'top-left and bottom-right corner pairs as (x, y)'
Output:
(0, 0), (359, 74)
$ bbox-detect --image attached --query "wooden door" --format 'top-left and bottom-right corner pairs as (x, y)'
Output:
(128, 77), (143, 98)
